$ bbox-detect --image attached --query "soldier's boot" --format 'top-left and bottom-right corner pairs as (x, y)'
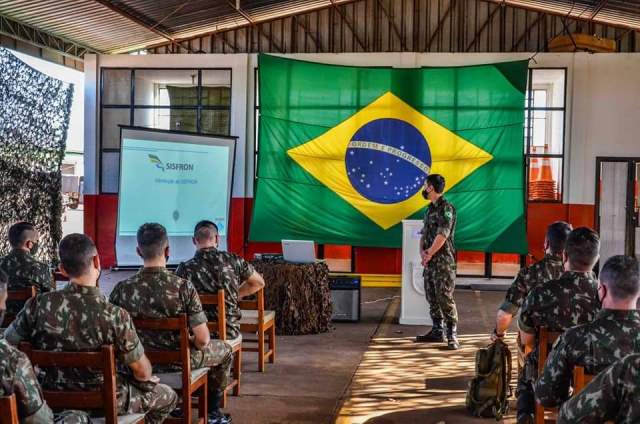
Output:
(208, 390), (232, 424)
(415, 319), (445, 342)
(446, 323), (460, 350)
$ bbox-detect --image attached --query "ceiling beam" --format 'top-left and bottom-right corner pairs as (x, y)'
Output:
(329, 0), (366, 51)
(93, 0), (192, 52)
(226, 0), (284, 53)
(0, 14), (100, 60)
(589, 0), (609, 20)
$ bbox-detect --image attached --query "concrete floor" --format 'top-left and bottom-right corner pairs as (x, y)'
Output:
(72, 273), (516, 424)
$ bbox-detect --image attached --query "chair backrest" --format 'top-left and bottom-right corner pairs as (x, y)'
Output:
(572, 365), (595, 395)
(537, 327), (563, 375)
(0, 394), (19, 424)
(239, 287), (265, 327)
(2, 286), (37, 326)
(199, 290), (227, 340)
(19, 343), (117, 423)
(131, 314), (191, 395)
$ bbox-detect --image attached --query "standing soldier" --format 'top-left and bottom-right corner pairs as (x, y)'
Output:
(0, 222), (53, 319)
(176, 220), (265, 342)
(416, 174), (459, 350)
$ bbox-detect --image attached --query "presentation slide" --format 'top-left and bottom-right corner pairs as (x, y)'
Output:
(116, 127), (235, 266)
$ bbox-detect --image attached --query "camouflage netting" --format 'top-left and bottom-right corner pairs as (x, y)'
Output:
(251, 260), (332, 335)
(0, 47), (74, 264)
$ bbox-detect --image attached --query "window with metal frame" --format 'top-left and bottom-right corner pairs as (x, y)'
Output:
(525, 68), (567, 203)
(99, 67), (232, 194)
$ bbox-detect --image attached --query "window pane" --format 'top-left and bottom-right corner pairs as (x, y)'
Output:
(201, 109), (230, 135)
(102, 69), (131, 105)
(202, 69), (231, 89)
(531, 69), (565, 108)
(528, 110), (564, 155)
(529, 157), (563, 201)
(134, 108), (198, 132)
(201, 87), (231, 107)
(101, 151), (120, 193)
(101, 108), (130, 149)
(134, 69), (198, 106)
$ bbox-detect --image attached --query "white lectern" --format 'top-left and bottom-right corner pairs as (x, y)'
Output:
(400, 219), (432, 326)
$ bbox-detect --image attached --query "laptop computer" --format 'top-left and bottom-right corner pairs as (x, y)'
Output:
(281, 240), (316, 264)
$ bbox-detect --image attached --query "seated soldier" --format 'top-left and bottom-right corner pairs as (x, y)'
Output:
(109, 223), (234, 424)
(492, 221), (572, 341)
(516, 227), (602, 424)
(176, 220), (265, 342)
(4, 234), (177, 423)
(0, 222), (53, 320)
(536, 255), (640, 408)
(558, 353), (640, 423)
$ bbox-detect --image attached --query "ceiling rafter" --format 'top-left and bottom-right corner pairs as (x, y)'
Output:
(225, 0), (284, 53)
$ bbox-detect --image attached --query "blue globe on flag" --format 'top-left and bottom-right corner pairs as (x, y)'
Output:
(345, 118), (432, 204)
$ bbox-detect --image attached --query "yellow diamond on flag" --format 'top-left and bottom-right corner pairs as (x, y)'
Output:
(287, 92), (493, 229)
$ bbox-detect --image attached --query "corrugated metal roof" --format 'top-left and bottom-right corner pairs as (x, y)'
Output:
(0, 0), (639, 54)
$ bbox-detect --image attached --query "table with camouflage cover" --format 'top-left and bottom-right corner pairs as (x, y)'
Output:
(250, 260), (332, 335)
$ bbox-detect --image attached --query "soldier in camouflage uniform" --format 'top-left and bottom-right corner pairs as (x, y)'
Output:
(415, 174), (459, 349)
(492, 221), (571, 341)
(110, 223), (233, 424)
(176, 220), (265, 341)
(535, 255), (640, 408)
(516, 227), (602, 423)
(0, 222), (53, 318)
(4, 233), (177, 423)
(558, 353), (640, 424)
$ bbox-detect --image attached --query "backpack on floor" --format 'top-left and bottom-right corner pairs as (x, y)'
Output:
(465, 339), (512, 420)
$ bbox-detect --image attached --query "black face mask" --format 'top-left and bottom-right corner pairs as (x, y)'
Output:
(0, 309), (5, 326)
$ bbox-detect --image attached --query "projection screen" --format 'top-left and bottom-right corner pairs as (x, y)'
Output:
(116, 126), (236, 266)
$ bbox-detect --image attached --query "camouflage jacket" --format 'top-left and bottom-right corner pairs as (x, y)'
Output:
(176, 248), (255, 340)
(0, 249), (53, 315)
(518, 271), (600, 375)
(109, 267), (208, 351)
(4, 283), (144, 390)
(500, 254), (564, 315)
(535, 309), (640, 407)
(558, 353), (640, 424)
(421, 196), (456, 265)
(0, 339), (53, 422)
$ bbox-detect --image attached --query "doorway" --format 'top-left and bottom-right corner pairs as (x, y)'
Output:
(596, 158), (640, 267)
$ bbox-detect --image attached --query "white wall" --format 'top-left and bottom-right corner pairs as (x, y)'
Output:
(85, 52), (640, 205)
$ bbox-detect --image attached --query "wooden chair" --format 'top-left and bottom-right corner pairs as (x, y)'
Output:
(572, 365), (595, 395)
(239, 288), (276, 372)
(18, 343), (144, 424)
(0, 394), (19, 424)
(199, 290), (242, 405)
(535, 327), (563, 424)
(2, 286), (36, 327)
(132, 314), (208, 424)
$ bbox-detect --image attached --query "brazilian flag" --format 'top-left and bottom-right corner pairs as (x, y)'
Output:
(250, 54), (528, 253)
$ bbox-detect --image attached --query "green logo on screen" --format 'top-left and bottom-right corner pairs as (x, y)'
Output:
(148, 154), (195, 172)
(149, 154), (165, 171)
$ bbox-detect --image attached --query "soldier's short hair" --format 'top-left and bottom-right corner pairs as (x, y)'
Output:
(59, 234), (98, 278)
(565, 227), (600, 269)
(8, 221), (36, 248)
(137, 223), (168, 259)
(0, 268), (7, 293)
(194, 220), (218, 242)
(426, 174), (446, 194)
(546, 221), (572, 254)
(600, 255), (640, 300)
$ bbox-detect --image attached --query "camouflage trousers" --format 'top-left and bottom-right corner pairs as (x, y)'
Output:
(191, 338), (233, 405)
(423, 259), (458, 324)
(53, 411), (92, 423)
(516, 350), (539, 419)
(116, 375), (178, 424)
